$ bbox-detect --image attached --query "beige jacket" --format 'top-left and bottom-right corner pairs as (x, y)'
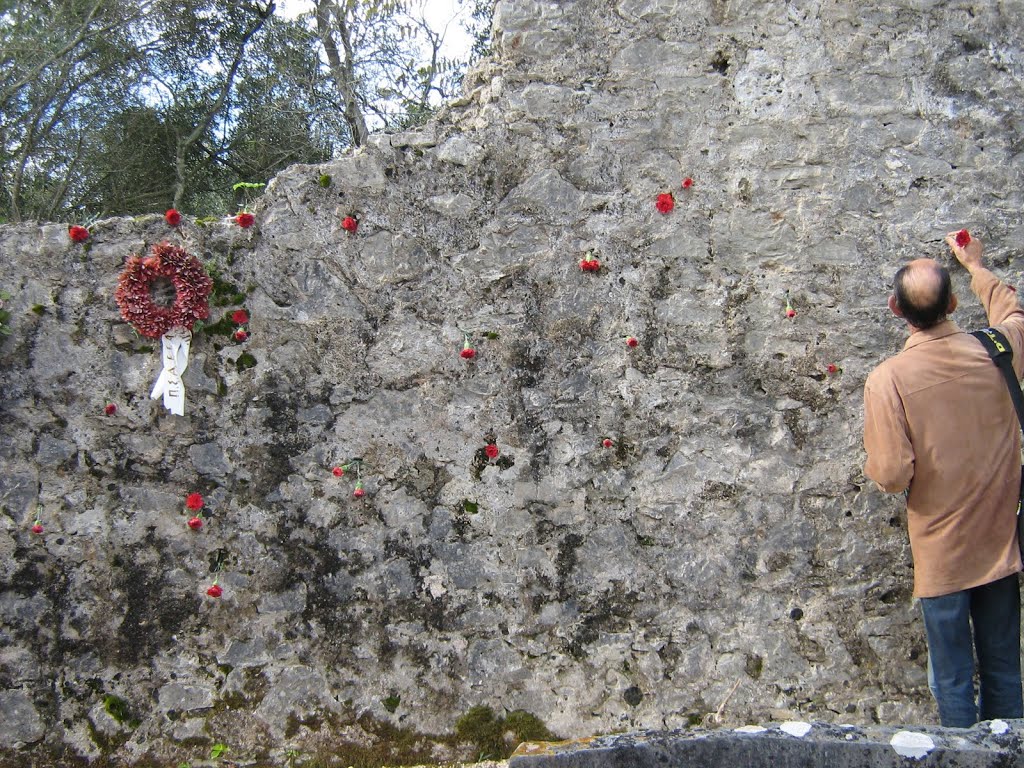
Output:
(863, 267), (1024, 597)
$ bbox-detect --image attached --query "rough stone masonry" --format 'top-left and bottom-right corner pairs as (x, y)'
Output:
(2, 0), (1024, 764)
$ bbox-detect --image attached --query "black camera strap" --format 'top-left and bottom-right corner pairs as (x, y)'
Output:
(971, 328), (1024, 550)
(972, 328), (1024, 431)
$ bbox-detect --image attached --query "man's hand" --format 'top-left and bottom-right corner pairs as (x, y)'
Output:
(946, 230), (984, 273)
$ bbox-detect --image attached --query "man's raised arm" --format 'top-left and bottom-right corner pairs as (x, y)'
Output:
(947, 231), (1024, 378)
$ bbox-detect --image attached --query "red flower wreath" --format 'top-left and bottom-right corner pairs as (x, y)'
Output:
(115, 242), (213, 339)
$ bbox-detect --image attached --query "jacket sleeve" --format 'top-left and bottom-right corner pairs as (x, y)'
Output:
(863, 371), (914, 493)
(972, 267), (1024, 379)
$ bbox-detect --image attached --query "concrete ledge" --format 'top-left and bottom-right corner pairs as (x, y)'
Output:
(509, 720), (1024, 768)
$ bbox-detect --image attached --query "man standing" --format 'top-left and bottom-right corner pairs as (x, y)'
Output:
(863, 231), (1024, 727)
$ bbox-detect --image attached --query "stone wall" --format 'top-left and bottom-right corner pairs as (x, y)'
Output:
(3, 0), (1024, 764)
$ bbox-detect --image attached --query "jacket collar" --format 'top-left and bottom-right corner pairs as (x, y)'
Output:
(903, 319), (961, 350)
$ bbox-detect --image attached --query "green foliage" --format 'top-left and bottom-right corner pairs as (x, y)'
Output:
(210, 743), (228, 760)
(235, 351), (257, 371)
(318, 173), (332, 188)
(745, 653), (764, 680)
(0, 1), (144, 221)
(505, 710), (556, 743)
(464, 0), (495, 64)
(381, 693), (401, 713)
(454, 706), (557, 760)
(0, 3), (329, 221)
(326, 712), (449, 768)
(200, 315), (238, 337)
(205, 266), (248, 308)
(101, 694), (138, 727)
(0, 290), (10, 333)
(454, 706), (504, 759)
(0, 0), (486, 222)
(462, 499), (479, 514)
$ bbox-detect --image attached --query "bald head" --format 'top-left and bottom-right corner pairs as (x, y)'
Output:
(892, 258), (953, 329)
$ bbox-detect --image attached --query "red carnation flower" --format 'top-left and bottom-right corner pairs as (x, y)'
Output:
(682, 177), (694, 189)
(231, 309), (249, 325)
(233, 329), (249, 342)
(827, 363), (839, 375)
(104, 403), (117, 416)
(579, 253), (601, 272)
(656, 193), (675, 214)
(341, 216), (358, 233)
(187, 516), (203, 530)
(165, 209), (182, 227)
(332, 466), (344, 477)
(185, 493), (204, 511)
(955, 229), (971, 248)
(785, 295), (797, 319)
(602, 438), (614, 448)
(626, 336), (639, 348)
(206, 584), (223, 598)
(353, 481), (365, 499)
(485, 443), (499, 459)
(31, 522), (43, 535)
(460, 348), (476, 359)
(68, 225), (90, 243)
(235, 212), (255, 229)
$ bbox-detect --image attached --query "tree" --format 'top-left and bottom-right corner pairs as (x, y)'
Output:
(0, 0), (150, 221)
(76, 106), (179, 216)
(462, 0), (494, 65)
(225, 17), (341, 185)
(160, 2), (274, 208)
(0, 0), (494, 223)
(308, 0), (487, 141)
(0, 1), (329, 221)
(314, 0), (371, 145)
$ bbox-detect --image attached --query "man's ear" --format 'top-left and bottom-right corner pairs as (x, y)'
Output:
(948, 293), (958, 314)
(888, 294), (904, 318)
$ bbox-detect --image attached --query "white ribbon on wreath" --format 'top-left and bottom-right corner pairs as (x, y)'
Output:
(150, 326), (191, 416)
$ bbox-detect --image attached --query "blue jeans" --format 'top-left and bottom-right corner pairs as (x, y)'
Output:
(920, 574), (1023, 727)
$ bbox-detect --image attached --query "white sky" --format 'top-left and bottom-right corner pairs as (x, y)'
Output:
(275, 0), (474, 61)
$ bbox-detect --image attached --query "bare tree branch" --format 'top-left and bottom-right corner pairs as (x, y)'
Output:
(172, 2), (275, 207)
(0, 1), (154, 110)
